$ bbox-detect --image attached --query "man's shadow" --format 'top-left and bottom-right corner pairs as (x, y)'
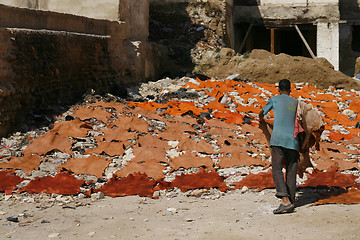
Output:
(295, 187), (348, 208)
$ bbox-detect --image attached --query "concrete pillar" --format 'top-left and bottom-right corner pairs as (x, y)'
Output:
(317, 22), (339, 70)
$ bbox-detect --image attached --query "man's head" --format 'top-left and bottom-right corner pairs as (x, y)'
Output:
(278, 79), (291, 94)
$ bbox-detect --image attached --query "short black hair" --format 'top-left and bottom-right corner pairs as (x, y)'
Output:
(278, 79), (291, 91)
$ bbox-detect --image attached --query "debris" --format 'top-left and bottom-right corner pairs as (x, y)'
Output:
(166, 208), (178, 214)
(4, 195), (12, 201)
(7, 216), (19, 222)
(62, 206), (76, 210)
(91, 192), (105, 200)
(48, 233), (60, 238)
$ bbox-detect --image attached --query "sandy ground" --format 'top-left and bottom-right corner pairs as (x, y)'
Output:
(1, 189), (359, 240)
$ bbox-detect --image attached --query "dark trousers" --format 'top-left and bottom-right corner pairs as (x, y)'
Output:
(271, 146), (299, 203)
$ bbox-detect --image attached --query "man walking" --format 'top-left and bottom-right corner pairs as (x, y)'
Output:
(259, 79), (299, 214)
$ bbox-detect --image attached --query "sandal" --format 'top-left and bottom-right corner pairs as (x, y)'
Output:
(273, 204), (295, 214)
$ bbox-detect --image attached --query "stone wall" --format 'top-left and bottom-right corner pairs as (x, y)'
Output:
(232, 1), (339, 26)
(0, 2), (161, 137)
(0, 28), (159, 137)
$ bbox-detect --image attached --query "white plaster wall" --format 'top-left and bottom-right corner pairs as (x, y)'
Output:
(43, 0), (119, 21)
(317, 22), (339, 70)
(0, 0), (119, 20)
(261, 0), (338, 4)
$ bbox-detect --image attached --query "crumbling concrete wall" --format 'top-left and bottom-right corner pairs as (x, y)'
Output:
(0, 4), (126, 37)
(119, 0), (150, 40)
(149, 0), (228, 75)
(0, 2), (161, 137)
(0, 0), (150, 41)
(232, 0), (339, 26)
(0, 27), (160, 137)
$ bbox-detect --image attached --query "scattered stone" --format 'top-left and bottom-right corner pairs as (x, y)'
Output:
(226, 74), (240, 80)
(4, 195), (12, 201)
(0, 211), (7, 215)
(88, 232), (96, 237)
(166, 208), (178, 214)
(91, 192), (105, 200)
(48, 233), (60, 238)
(77, 193), (86, 199)
(152, 191), (161, 198)
(342, 109), (357, 120)
(241, 186), (249, 193)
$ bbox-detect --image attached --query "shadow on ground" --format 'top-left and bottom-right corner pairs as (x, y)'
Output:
(296, 187), (348, 208)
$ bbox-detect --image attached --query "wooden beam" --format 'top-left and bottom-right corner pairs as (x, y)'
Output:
(238, 23), (254, 53)
(271, 28), (275, 54)
(294, 24), (316, 59)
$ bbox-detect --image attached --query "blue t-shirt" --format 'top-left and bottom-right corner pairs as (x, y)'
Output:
(262, 94), (299, 151)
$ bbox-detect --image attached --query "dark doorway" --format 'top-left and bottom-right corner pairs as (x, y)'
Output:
(277, 25), (317, 57)
(351, 25), (360, 52)
(234, 23), (271, 53)
(235, 23), (316, 57)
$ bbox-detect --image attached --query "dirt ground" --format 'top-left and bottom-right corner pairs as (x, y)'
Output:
(1, 189), (360, 240)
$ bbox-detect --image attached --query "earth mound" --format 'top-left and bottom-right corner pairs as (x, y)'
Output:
(196, 49), (360, 91)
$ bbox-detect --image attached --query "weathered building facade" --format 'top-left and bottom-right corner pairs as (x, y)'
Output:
(226, 0), (360, 75)
(0, 0), (162, 137)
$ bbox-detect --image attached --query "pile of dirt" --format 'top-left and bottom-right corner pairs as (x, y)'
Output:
(196, 48), (360, 91)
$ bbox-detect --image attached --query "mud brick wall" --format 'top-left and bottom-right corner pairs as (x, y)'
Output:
(0, 28), (157, 137)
